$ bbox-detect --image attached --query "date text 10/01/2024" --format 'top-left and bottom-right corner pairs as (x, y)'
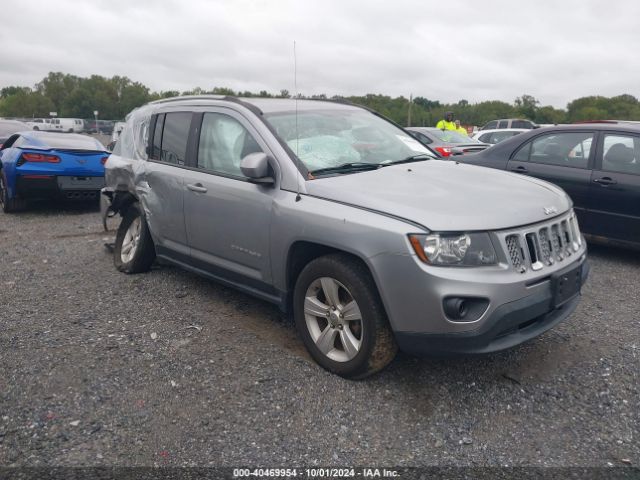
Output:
(233, 468), (400, 478)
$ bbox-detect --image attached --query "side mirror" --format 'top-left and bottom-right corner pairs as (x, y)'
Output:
(240, 152), (275, 185)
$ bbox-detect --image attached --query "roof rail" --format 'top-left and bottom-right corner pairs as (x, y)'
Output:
(572, 120), (619, 124)
(148, 94), (264, 115)
(150, 94), (226, 105)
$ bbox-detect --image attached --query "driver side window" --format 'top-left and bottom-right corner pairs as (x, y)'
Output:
(197, 113), (263, 178)
(514, 132), (594, 168)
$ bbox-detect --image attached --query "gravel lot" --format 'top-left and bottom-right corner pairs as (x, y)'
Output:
(0, 201), (638, 468)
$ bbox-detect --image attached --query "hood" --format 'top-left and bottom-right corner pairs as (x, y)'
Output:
(304, 160), (571, 231)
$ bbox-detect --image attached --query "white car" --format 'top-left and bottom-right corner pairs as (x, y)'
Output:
(472, 128), (528, 145)
(25, 118), (59, 131)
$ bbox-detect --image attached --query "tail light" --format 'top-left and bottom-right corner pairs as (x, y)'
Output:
(17, 152), (61, 166)
(434, 146), (452, 157)
(100, 156), (109, 165)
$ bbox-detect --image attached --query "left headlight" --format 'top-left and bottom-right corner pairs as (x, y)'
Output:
(409, 232), (498, 266)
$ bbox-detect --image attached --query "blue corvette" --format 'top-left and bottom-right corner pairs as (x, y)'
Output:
(0, 131), (109, 212)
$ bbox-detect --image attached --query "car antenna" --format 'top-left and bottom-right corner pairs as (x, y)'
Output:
(294, 40), (302, 202)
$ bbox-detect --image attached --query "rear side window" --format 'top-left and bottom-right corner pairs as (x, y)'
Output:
(150, 112), (192, 165)
(513, 132), (594, 168)
(512, 120), (533, 129)
(151, 114), (165, 160)
(411, 131), (433, 144)
(601, 134), (640, 175)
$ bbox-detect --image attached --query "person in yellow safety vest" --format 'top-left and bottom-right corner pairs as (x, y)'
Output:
(436, 111), (456, 130)
(455, 120), (468, 136)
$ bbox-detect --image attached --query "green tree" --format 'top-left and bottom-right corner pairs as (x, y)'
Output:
(1, 86), (30, 98)
(0, 90), (55, 118)
(535, 106), (566, 124)
(514, 94), (539, 120)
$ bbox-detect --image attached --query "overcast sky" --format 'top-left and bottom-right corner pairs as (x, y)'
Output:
(0, 0), (637, 108)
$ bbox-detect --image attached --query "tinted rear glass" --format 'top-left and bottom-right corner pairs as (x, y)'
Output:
(512, 120), (533, 129)
(151, 114), (165, 160)
(160, 112), (192, 165)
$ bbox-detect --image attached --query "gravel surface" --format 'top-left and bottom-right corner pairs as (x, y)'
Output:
(0, 202), (638, 468)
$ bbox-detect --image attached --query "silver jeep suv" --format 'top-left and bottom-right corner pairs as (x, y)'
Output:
(102, 96), (589, 378)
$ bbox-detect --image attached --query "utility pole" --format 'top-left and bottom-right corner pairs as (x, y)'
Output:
(407, 94), (413, 127)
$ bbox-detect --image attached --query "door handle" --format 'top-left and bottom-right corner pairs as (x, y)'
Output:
(510, 165), (528, 173)
(593, 177), (617, 186)
(186, 183), (207, 193)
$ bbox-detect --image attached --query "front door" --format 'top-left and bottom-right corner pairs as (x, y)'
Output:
(182, 109), (276, 289)
(506, 130), (595, 230)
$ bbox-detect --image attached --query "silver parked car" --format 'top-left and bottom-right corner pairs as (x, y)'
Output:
(102, 96), (589, 379)
(406, 127), (490, 157)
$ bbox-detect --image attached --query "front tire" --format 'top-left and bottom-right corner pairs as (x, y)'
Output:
(293, 254), (397, 379)
(114, 203), (156, 273)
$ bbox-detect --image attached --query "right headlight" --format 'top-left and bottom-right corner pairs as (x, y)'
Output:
(409, 232), (498, 266)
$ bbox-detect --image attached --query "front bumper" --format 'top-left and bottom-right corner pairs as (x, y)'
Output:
(394, 259), (590, 355)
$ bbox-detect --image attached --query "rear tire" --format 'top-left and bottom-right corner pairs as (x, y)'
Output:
(293, 254), (398, 379)
(0, 172), (27, 213)
(114, 203), (156, 273)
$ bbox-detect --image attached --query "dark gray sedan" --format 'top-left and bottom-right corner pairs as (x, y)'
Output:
(460, 124), (640, 248)
(406, 127), (490, 158)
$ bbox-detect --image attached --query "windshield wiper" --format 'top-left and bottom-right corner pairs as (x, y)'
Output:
(309, 162), (382, 176)
(381, 153), (434, 166)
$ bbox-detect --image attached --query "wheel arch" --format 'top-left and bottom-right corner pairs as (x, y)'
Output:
(285, 241), (385, 314)
(109, 189), (139, 216)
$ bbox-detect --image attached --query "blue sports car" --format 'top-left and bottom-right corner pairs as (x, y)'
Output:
(0, 131), (109, 212)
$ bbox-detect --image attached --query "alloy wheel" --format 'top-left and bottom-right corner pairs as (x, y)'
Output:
(303, 277), (364, 362)
(120, 217), (141, 263)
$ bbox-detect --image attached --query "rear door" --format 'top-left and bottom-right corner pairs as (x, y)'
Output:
(182, 109), (277, 290)
(143, 111), (194, 258)
(506, 130), (596, 229)
(587, 131), (640, 242)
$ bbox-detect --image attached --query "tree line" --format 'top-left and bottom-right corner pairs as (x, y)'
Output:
(2, 72), (640, 127)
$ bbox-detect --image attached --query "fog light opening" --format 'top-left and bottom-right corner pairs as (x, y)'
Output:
(444, 298), (468, 320)
(443, 296), (490, 323)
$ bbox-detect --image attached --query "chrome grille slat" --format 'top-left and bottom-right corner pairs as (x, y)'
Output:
(501, 212), (582, 273)
(561, 220), (572, 256)
(506, 235), (525, 272)
(550, 224), (563, 260)
(538, 227), (552, 265)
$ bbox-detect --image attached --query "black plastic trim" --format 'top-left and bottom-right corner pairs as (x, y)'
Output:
(155, 245), (286, 310)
